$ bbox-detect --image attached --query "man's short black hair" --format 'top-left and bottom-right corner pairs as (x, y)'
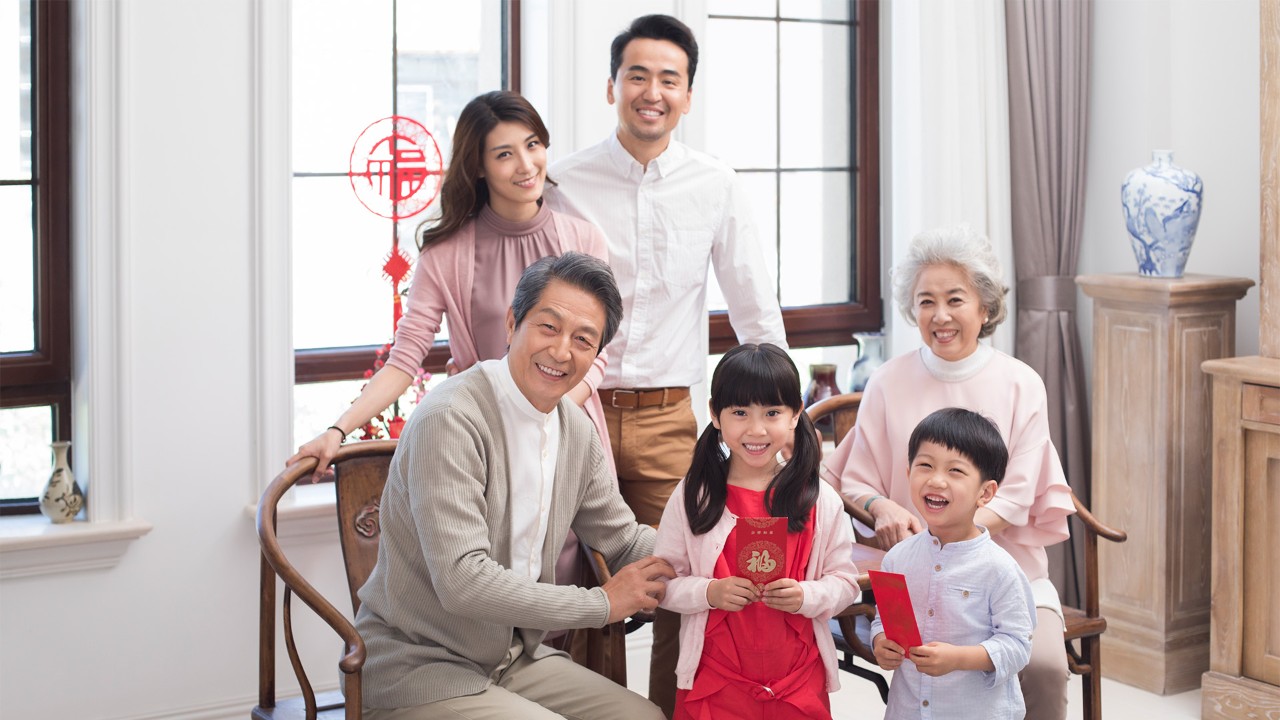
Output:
(610, 14), (699, 88)
(510, 252), (623, 354)
(907, 407), (1009, 485)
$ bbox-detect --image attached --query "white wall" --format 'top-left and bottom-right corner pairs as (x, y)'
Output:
(1078, 0), (1261, 375)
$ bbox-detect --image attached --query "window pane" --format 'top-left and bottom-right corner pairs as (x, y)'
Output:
(292, 0), (394, 174)
(703, 18), (777, 169)
(294, 372), (448, 447)
(779, 0), (849, 22)
(0, 0), (32, 180)
(779, 21), (849, 168)
(779, 171), (850, 306)
(0, 183), (34, 353)
(0, 404), (52, 500)
(293, 176), (410, 350)
(396, 0), (503, 165)
(707, 171), (779, 313)
(708, 0), (776, 18)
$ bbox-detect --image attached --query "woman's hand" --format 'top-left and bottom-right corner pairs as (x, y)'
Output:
(869, 496), (923, 549)
(445, 357), (460, 376)
(873, 633), (906, 671)
(706, 577), (760, 611)
(286, 428), (342, 483)
(760, 578), (804, 613)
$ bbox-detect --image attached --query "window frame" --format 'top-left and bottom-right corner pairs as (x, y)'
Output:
(1, 0), (73, 513)
(294, 0), (522, 383)
(707, 0), (880, 353)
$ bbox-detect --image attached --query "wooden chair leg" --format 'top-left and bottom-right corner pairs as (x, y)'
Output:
(1083, 635), (1101, 720)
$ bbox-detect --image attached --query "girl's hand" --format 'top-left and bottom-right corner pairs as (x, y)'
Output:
(286, 429), (342, 483)
(909, 642), (961, 676)
(872, 633), (905, 671)
(706, 577), (759, 611)
(760, 578), (804, 613)
(869, 497), (923, 549)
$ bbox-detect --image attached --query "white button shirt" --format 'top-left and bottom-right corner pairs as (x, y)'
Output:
(546, 133), (787, 389)
(480, 358), (559, 580)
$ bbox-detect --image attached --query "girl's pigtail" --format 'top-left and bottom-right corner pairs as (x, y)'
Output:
(684, 422), (729, 535)
(765, 411), (823, 533)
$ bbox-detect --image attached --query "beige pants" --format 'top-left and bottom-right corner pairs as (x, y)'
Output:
(601, 394), (699, 719)
(1021, 606), (1070, 720)
(364, 646), (662, 720)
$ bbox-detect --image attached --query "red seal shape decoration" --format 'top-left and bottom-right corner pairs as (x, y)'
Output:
(737, 540), (786, 585)
(348, 116), (443, 221)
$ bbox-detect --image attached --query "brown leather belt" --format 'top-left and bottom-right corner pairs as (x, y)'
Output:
(599, 387), (690, 409)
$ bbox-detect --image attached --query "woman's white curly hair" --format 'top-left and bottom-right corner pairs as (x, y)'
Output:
(892, 223), (1009, 339)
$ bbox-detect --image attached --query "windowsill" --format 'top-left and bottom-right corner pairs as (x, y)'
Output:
(245, 482), (338, 543)
(0, 515), (153, 579)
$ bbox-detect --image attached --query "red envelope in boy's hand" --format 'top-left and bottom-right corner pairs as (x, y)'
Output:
(735, 517), (787, 586)
(869, 570), (923, 651)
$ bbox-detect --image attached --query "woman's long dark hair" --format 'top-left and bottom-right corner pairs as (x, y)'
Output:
(684, 343), (822, 535)
(416, 91), (554, 250)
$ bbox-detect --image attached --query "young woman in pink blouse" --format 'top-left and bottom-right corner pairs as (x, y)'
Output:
(290, 91), (613, 477)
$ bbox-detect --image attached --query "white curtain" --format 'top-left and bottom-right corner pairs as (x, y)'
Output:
(886, 0), (1015, 357)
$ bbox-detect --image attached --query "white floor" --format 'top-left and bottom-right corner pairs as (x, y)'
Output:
(623, 623), (1204, 719)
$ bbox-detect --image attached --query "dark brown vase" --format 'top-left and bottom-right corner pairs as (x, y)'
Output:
(803, 363), (841, 440)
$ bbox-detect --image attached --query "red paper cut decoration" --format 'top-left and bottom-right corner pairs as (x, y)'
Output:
(347, 116), (443, 221)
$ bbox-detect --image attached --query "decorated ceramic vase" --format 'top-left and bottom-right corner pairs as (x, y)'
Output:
(846, 332), (886, 392)
(40, 441), (84, 523)
(1120, 150), (1203, 278)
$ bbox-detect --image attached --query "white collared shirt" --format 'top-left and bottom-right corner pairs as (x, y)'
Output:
(479, 358), (559, 580)
(546, 133), (787, 389)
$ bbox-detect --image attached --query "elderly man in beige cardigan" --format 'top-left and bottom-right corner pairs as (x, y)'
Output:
(355, 252), (673, 720)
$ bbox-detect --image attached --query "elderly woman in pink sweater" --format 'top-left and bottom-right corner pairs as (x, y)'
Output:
(822, 224), (1076, 720)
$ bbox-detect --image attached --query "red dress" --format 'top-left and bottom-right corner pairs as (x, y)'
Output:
(673, 485), (830, 720)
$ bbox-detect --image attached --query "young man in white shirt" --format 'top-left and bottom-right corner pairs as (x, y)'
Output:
(545, 14), (788, 716)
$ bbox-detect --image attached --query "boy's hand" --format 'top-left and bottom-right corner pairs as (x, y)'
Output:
(910, 642), (985, 676)
(707, 577), (759, 611)
(761, 578), (803, 613)
(872, 632), (906, 671)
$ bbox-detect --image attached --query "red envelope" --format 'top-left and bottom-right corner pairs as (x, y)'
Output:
(869, 570), (923, 650)
(735, 517), (787, 585)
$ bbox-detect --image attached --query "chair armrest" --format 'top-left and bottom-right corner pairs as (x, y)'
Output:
(1070, 491), (1127, 543)
(258, 457), (367, 675)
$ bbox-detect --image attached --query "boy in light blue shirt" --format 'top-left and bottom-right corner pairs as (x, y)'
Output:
(872, 407), (1036, 719)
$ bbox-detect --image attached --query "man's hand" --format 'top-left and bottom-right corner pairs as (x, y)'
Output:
(602, 556), (675, 623)
(760, 578), (803, 613)
(909, 642), (992, 676)
(869, 497), (923, 549)
(872, 632), (906, 671)
(706, 576), (760, 611)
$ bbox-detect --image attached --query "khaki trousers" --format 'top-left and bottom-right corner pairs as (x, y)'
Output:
(364, 643), (662, 720)
(1021, 606), (1070, 720)
(601, 393), (698, 719)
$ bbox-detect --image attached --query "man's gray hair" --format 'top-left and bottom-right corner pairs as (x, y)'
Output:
(892, 223), (1009, 339)
(511, 252), (623, 353)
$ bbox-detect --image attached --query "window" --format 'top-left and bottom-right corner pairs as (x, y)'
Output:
(0, 0), (71, 515)
(702, 0), (880, 351)
(290, 0), (517, 442)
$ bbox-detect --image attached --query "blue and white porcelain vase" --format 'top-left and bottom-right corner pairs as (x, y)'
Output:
(1120, 150), (1203, 278)
(846, 332), (886, 392)
(39, 441), (84, 523)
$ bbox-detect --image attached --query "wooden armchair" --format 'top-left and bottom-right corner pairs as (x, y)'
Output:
(806, 392), (1128, 720)
(253, 440), (397, 720)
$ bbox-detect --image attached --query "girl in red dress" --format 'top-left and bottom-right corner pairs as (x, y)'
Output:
(653, 343), (861, 720)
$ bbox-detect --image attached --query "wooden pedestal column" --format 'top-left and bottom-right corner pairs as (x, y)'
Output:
(1076, 273), (1254, 695)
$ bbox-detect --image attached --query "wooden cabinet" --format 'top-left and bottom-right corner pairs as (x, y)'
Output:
(1077, 273), (1254, 695)
(1200, 357), (1280, 719)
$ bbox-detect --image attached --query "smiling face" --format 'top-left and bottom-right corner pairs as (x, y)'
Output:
(711, 403), (800, 485)
(505, 279), (605, 413)
(480, 120), (547, 222)
(607, 37), (692, 161)
(912, 263), (988, 362)
(908, 440), (998, 545)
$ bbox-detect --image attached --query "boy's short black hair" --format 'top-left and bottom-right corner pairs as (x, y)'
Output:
(907, 407), (1009, 484)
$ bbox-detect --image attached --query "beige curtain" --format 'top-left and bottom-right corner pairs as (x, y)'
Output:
(1005, 0), (1091, 608)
